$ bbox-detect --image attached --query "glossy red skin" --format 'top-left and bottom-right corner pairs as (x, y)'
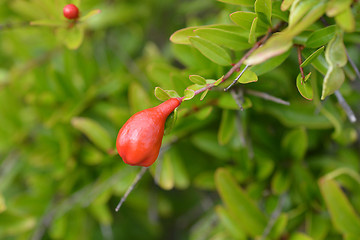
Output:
(116, 98), (181, 167)
(63, 4), (79, 19)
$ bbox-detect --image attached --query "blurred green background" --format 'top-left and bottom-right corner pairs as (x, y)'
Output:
(1, 0), (360, 239)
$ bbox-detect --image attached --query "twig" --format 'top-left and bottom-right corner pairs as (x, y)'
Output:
(115, 167), (148, 212)
(230, 88), (244, 111)
(334, 90), (357, 123)
(345, 49), (360, 81)
(0, 21), (28, 30)
(224, 65), (250, 91)
(260, 194), (286, 240)
(246, 89), (290, 106)
(179, 26), (280, 101)
(297, 45), (305, 81)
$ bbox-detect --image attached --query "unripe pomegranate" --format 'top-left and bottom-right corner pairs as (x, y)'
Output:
(63, 4), (79, 19)
(116, 98), (181, 167)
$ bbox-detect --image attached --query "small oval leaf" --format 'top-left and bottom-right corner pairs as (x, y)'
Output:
(183, 89), (195, 101)
(296, 72), (313, 100)
(154, 87), (171, 101)
(189, 75), (206, 85)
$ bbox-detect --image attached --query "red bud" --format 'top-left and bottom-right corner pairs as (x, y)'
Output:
(116, 98), (181, 167)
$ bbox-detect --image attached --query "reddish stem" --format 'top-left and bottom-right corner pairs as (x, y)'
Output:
(297, 45), (305, 81)
(180, 25), (279, 100)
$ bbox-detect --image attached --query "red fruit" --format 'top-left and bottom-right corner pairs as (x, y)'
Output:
(63, 4), (79, 19)
(116, 98), (181, 167)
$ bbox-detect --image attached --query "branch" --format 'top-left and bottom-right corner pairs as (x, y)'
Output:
(0, 21), (28, 30)
(115, 166), (148, 212)
(246, 89), (290, 106)
(230, 88), (244, 111)
(224, 64), (250, 92)
(346, 49), (360, 82)
(334, 90), (357, 123)
(179, 24), (283, 100)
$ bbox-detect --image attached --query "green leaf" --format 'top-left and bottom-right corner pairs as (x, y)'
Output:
(0, 211), (36, 236)
(80, 9), (101, 21)
(194, 171), (216, 190)
(71, 117), (112, 152)
(200, 89), (209, 101)
(0, 195), (5, 213)
(325, 32), (347, 67)
(296, 72), (313, 100)
(290, 232), (313, 240)
(147, 63), (176, 89)
(218, 110), (236, 145)
(216, 206), (247, 240)
(265, 103), (333, 129)
(321, 66), (345, 100)
(319, 178), (360, 236)
(270, 213), (288, 239)
(251, 49), (291, 76)
(230, 11), (257, 30)
(272, 1), (290, 22)
(301, 46), (325, 67)
(165, 90), (181, 98)
(129, 82), (151, 113)
(214, 76), (223, 86)
(238, 69), (258, 84)
(154, 87), (171, 101)
(271, 171), (291, 194)
(186, 84), (203, 92)
(215, 168), (267, 237)
(218, 94), (252, 110)
(282, 128), (308, 160)
(245, 33), (292, 66)
(164, 107), (178, 135)
(248, 17), (258, 44)
(57, 25), (85, 50)
(189, 75), (206, 85)
(286, 1), (326, 36)
(194, 28), (251, 51)
(189, 36), (232, 66)
(217, 0), (253, 7)
(288, 0), (316, 28)
(170, 26), (197, 44)
(307, 214), (330, 240)
(255, 0), (272, 26)
(335, 7), (355, 32)
(191, 132), (232, 160)
(30, 19), (65, 27)
(302, 48), (328, 75)
(170, 150), (189, 189)
(157, 153), (175, 190)
(183, 89), (195, 101)
(326, 0), (352, 17)
(281, 0), (295, 11)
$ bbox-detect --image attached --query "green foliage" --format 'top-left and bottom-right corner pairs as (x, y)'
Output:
(1, 0), (360, 239)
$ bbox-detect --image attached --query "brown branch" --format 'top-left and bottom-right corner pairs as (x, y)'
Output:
(297, 45), (305, 81)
